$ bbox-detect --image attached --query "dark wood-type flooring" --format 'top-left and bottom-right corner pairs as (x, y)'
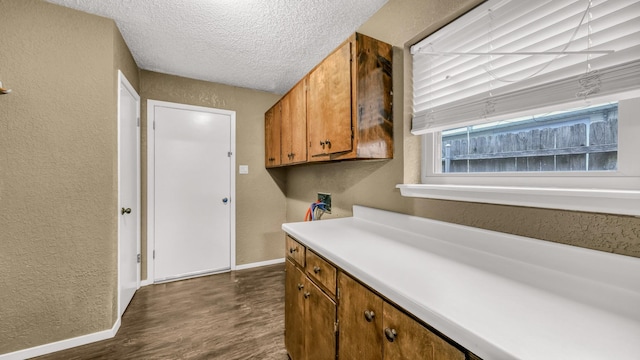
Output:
(34, 264), (288, 360)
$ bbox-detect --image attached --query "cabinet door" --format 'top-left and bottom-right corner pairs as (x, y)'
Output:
(264, 103), (281, 167)
(308, 41), (352, 158)
(304, 277), (337, 360)
(281, 79), (307, 165)
(338, 273), (383, 360)
(285, 260), (306, 360)
(382, 303), (465, 360)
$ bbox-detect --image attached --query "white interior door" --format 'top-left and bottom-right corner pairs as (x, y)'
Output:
(118, 71), (140, 316)
(153, 104), (233, 282)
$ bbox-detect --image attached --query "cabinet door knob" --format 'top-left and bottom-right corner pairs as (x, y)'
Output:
(384, 328), (397, 342)
(289, 247), (297, 254)
(364, 310), (375, 322)
(313, 266), (321, 274)
(297, 283), (304, 290)
(304, 292), (311, 299)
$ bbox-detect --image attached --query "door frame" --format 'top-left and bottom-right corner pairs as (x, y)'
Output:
(146, 99), (237, 283)
(117, 70), (141, 316)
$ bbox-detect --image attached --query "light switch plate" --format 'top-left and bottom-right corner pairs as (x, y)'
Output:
(239, 165), (249, 174)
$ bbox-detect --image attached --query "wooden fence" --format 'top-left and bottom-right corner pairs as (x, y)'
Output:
(442, 118), (618, 172)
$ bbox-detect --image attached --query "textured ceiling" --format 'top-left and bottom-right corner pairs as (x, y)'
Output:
(45, 0), (388, 94)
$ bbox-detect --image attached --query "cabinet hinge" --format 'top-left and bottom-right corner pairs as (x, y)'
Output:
(137, 117), (140, 127)
(228, 151), (233, 157)
(337, 287), (340, 300)
(334, 320), (339, 333)
(137, 254), (141, 263)
(153, 120), (156, 130)
(153, 250), (156, 259)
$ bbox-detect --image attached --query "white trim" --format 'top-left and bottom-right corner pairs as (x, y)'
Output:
(235, 258), (285, 271)
(146, 100), (237, 282)
(421, 97), (640, 190)
(153, 268), (231, 284)
(117, 70), (141, 318)
(146, 102), (155, 282)
(397, 183), (640, 216)
(0, 318), (121, 360)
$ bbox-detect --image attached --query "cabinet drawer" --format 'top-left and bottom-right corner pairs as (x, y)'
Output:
(305, 250), (337, 296)
(286, 236), (306, 267)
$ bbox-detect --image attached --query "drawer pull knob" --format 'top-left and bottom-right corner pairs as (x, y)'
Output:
(313, 266), (321, 274)
(289, 247), (297, 254)
(303, 292), (311, 299)
(364, 310), (375, 322)
(384, 328), (397, 342)
(297, 283), (304, 290)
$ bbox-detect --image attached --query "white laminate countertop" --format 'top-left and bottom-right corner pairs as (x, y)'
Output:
(282, 206), (640, 360)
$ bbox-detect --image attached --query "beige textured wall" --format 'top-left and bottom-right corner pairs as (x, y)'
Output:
(139, 71), (284, 279)
(0, 0), (128, 354)
(114, 26), (140, 94)
(285, 0), (640, 259)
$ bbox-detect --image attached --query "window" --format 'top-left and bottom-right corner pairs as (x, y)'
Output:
(398, 0), (640, 215)
(439, 102), (618, 174)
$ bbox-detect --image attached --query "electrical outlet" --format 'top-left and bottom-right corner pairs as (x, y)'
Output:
(317, 192), (331, 213)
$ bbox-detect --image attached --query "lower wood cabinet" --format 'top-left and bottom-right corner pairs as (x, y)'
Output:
(338, 272), (384, 360)
(285, 236), (476, 360)
(285, 259), (337, 360)
(338, 272), (464, 360)
(304, 275), (337, 360)
(285, 260), (306, 360)
(382, 303), (465, 360)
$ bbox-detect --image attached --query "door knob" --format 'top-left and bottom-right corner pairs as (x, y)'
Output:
(121, 207), (132, 215)
(384, 328), (397, 342)
(364, 310), (375, 322)
(222, 197), (229, 204)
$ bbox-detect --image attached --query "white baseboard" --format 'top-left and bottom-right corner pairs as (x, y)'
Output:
(234, 257), (285, 270)
(0, 318), (121, 360)
(140, 279), (153, 287)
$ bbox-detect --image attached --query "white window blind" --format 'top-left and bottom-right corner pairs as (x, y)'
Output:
(411, 0), (640, 135)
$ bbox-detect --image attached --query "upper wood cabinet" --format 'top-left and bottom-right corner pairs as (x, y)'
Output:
(308, 41), (353, 158)
(265, 32), (393, 168)
(264, 102), (281, 167)
(308, 33), (393, 162)
(281, 79), (308, 165)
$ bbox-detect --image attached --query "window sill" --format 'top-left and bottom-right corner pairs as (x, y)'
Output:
(396, 184), (640, 216)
